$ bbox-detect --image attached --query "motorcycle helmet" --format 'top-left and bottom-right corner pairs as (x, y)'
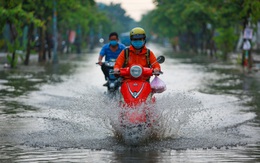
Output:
(130, 27), (146, 49)
(130, 27), (146, 40)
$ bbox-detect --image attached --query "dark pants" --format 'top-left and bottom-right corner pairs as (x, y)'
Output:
(101, 64), (109, 81)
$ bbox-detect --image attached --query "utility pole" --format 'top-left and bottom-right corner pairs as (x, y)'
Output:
(52, 0), (58, 63)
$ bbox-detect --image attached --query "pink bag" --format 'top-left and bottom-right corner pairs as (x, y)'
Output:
(150, 76), (166, 93)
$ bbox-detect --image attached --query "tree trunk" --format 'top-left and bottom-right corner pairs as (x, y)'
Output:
(38, 27), (45, 62)
(24, 23), (34, 65)
(45, 31), (52, 60)
(8, 22), (17, 68)
(209, 29), (216, 58)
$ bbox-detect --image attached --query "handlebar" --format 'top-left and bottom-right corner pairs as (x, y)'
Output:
(96, 61), (115, 67)
(112, 67), (163, 76)
(153, 71), (163, 75)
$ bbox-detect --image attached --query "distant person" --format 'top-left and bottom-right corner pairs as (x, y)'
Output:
(97, 32), (126, 86)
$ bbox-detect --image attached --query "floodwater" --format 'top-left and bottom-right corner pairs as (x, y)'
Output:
(0, 44), (259, 162)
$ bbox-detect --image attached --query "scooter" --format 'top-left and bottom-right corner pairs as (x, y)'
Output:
(100, 59), (121, 97)
(114, 56), (165, 145)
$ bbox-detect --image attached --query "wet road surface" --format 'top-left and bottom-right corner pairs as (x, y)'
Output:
(0, 44), (260, 162)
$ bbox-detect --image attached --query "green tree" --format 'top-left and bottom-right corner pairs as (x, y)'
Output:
(97, 2), (135, 36)
(1, 0), (110, 66)
(141, 0), (260, 61)
(0, 0), (42, 67)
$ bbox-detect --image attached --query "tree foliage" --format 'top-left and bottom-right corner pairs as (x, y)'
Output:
(97, 2), (135, 36)
(0, 0), (43, 67)
(0, 0), (115, 67)
(142, 0), (260, 59)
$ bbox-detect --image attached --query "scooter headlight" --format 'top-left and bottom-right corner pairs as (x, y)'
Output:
(130, 65), (142, 78)
(105, 61), (115, 67)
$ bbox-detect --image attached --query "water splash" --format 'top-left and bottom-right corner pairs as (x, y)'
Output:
(81, 90), (205, 146)
(17, 84), (257, 149)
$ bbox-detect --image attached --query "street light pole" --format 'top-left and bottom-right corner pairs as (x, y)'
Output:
(52, 0), (58, 63)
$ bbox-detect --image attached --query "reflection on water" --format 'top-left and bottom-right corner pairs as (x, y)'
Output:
(1, 143), (260, 163)
(199, 63), (260, 123)
(0, 49), (260, 162)
(0, 61), (78, 115)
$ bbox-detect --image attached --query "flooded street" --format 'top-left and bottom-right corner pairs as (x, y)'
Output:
(0, 44), (260, 162)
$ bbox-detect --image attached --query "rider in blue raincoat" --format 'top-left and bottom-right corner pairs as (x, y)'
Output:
(98, 32), (126, 86)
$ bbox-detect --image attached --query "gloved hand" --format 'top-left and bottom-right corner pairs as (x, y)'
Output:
(153, 68), (160, 76)
(114, 68), (120, 74)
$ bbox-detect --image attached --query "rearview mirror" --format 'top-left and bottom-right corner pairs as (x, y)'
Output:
(156, 56), (165, 64)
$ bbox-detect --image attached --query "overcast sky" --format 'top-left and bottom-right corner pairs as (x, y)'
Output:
(95, 0), (156, 21)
